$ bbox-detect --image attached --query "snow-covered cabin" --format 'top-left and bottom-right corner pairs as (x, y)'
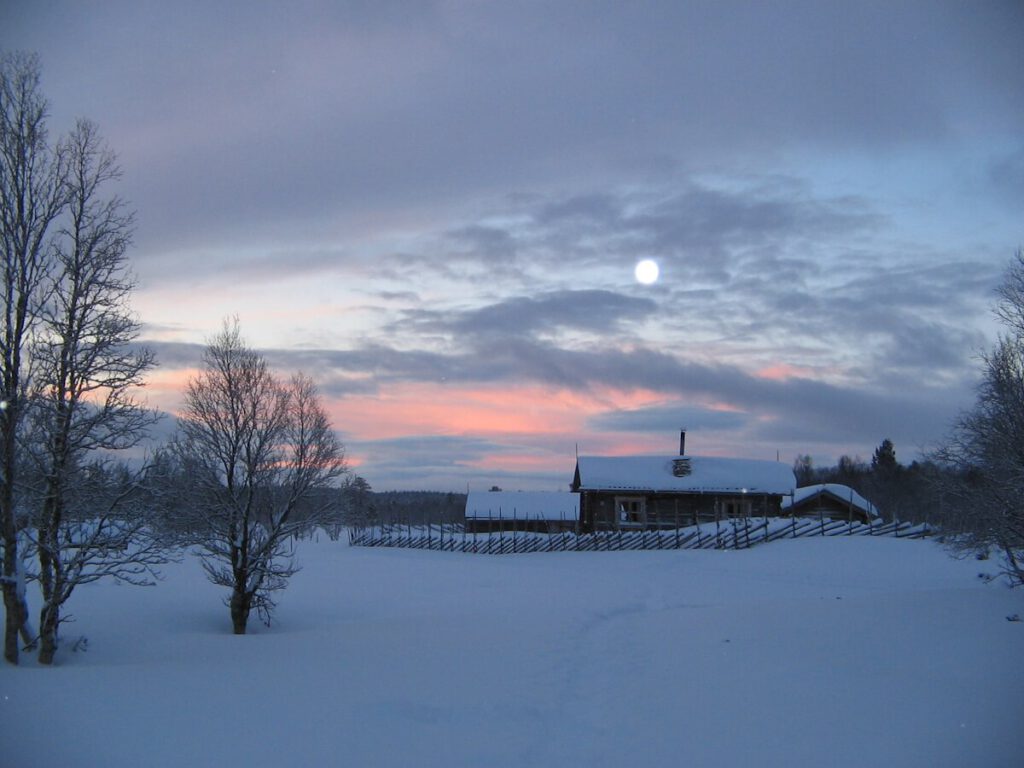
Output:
(572, 453), (795, 532)
(781, 484), (879, 524)
(464, 491), (580, 533)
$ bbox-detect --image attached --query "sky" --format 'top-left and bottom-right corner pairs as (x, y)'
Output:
(5, 1), (1023, 490)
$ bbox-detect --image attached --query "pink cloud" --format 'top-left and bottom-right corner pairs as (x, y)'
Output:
(755, 363), (816, 381)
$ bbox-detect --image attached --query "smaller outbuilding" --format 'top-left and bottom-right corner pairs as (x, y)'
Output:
(781, 484), (879, 524)
(464, 491), (580, 533)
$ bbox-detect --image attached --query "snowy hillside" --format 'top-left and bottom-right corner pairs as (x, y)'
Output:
(4, 536), (1023, 768)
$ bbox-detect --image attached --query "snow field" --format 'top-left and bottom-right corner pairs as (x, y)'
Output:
(3, 536), (1022, 767)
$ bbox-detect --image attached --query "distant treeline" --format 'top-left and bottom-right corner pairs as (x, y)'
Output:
(342, 476), (466, 525)
(794, 439), (949, 527)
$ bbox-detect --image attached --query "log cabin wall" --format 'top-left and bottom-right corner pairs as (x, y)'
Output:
(580, 490), (784, 531)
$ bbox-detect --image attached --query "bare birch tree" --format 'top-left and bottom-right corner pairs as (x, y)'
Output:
(935, 250), (1024, 585)
(25, 118), (161, 664)
(0, 51), (67, 664)
(176, 321), (347, 634)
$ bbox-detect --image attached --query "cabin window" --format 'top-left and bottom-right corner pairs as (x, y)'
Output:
(722, 498), (752, 518)
(616, 496), (646, 528)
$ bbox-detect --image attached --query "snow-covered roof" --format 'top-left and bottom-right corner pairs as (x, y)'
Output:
(782, 484), (879, 517)
(465, 491), (580, 521)
(574, 456), (795, 495)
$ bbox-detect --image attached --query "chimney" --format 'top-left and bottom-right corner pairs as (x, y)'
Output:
(679, 429), (686, 456)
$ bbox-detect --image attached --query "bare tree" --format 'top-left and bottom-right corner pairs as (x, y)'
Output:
(176, 321), (347, 634)
(792, 454), (815, 486)
(25, 118), (161, 664)
(26, 459), (170, 653)
(1, 51), (67, 664)
(935, 251), (1024, 584)
(995, 249), (1024, 337)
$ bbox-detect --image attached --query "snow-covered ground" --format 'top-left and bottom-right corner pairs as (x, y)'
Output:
(3, 536), (1022, 767)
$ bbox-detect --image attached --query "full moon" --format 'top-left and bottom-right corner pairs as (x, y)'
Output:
(634, 259), (659, 285)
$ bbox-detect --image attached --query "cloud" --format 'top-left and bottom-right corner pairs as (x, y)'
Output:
(18, 1), (1017, 487)
(989, 146), (1024, 209)
(590, 404), (750, 433)
(521, 180), (879, 273)
(363, 177), (889, 334)
(133, 340), (204, 369)
(14, 1), (1022, 264)
(260, 333), (969, 446)
(141, 246), (357, 286)
(354, 434), (496, 472)
(400, 289), (657, 340)
(137, 306), (972, 486)
(349, 433), (572, 491)
(133, 169), (991, 405)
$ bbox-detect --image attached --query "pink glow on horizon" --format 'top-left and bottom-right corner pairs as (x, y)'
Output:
(326, 384), (583, 442)
(140, 360), (766, 485)
(137, 367), (202, 413)
(755, 363), (816, 381)
(703, 400), (747, 413)
(325, 382), (672, 443)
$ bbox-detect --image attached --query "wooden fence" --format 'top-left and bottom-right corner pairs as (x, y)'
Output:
(348, 516), (932, 554)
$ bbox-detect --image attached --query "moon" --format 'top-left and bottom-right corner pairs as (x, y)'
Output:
(634, 259), (660, 285)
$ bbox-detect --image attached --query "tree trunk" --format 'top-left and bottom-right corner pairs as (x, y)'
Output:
(2, 587), (20, 664)
(230, 589), (250, 635)
(1, 475), (25, 663)
(36, 456), (64, 664)
(2, 442), (23, 664)
(18, 600), (35, 649)
(1, 571), (30, 663)
(37, 603), (59, 665)
(3, 557), (34, 660)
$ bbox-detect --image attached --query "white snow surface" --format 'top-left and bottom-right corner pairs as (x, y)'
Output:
(466, 491), (579, 520)
(4, 536), (1023, 768)
(783, 483), (880, 517)
(576, 454), (796, 494)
